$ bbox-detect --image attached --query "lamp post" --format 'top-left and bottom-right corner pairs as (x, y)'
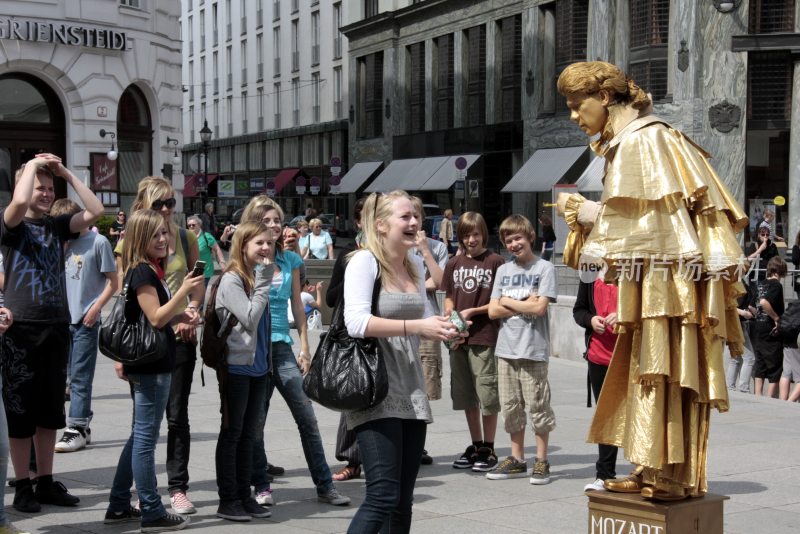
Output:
(199, 120), (212, 213)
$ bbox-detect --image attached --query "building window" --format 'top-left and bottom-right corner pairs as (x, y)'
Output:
(312, 72), (320, 122)
(291, 20), (299, 71)
(311, 12), (320, 66)
(213, 99), (219, 137)
(241, 39), (248, 86)
(213, 51), (219, 94)
(435, 33), (454, 130)
(241, 0), (247, 33)
(258, 87), (264, 130)
(357, 52), (384, 138)
(748, 51), (793, 127)
(333, 2), (343, 59)
(212, 3), (218, 45)
(628, 0), (668, 102)
(555, 0), (588, 112)
(749, 0), (795, 33)
(273, 28), (281, 76)
(274, 0), (280, 21)
(292, 78), (300, 126)
(225, 0), (232, 41)
(408, 42), (425, 134)
(465, 25), (486, 126)
(257, 0), (263, 28)
(188, 60), (194, 101)
(227, 95), (233, 136)
(226, 45), (232, 90)
(189, 105), (195, 142)
(199, 10), (205, 50)
(120, 0), (141, 7)
(188, 15), (194, 56)
(241, 91), (248, 133)
(333, 66), (343, 119)
(274, 82), (282, 128)
(200, 57), (206, 98)
(257, 34), (264, 81)
(498, 15), (522, 123)
(364, 0), (378, 18)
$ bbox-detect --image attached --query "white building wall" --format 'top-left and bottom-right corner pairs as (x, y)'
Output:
(181, 0), (350, 141)
(0, 0), (183, 191)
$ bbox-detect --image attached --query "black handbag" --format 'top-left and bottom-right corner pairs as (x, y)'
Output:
(303, 263), (387, 411)
(99, 271), (171, 366)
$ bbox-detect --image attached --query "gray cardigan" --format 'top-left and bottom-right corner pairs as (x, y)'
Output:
(214, 265), (274, 366)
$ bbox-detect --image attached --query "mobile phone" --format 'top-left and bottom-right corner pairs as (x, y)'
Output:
(191, 261), (206, 278)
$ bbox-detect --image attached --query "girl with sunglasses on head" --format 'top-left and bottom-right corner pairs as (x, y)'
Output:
(114, 176), (203, 516)
(105, 210), (204, 531)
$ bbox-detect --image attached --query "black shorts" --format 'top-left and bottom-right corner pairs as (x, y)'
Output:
(2, 322), (69, 438)
(753, 329), (783, 383)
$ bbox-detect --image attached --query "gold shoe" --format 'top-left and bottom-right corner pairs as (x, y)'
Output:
(604, 473), (643, 493)
(640, 486), (689, 502)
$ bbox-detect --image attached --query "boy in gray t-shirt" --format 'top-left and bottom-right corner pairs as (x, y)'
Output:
(487, 215), (557, 484)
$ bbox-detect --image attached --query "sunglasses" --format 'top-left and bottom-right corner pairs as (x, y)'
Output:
(151, 197), (176, 210)
(187, 223), (198, 228)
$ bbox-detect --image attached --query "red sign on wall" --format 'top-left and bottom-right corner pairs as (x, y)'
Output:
(90, 152), (118, 191)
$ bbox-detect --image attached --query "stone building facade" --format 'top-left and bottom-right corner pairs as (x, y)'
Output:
(343, 0), (800, 246)
(0, 0), (183, 214)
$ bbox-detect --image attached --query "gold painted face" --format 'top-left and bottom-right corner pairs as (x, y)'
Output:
(566, 92), (609, 137)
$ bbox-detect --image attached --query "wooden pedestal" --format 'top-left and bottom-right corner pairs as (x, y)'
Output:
(587, 491), (727, 534)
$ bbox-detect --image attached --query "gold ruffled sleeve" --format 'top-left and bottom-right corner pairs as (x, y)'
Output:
(560, 193), (590, 270)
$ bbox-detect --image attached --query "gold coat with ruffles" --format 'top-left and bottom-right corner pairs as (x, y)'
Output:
(562, 114), (748, 496)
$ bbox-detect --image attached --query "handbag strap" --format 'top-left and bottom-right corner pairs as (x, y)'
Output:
(331, 253), (382, 330)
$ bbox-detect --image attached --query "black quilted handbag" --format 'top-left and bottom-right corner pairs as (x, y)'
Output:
(99, 272), (171, 366)
(303, 266), (387, 412)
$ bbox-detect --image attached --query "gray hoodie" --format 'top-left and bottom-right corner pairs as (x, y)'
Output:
(215, 264), (274, 366)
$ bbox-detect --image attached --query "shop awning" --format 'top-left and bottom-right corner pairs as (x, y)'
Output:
(418, 154), (481, 191)
(501, 146), (587, 193)
(364, 158), (424, 192)
(272, 168), (301, 194)
(401, 156), (451, 191)
(338, 161), (383, 193)
(183, 173), (218, 198)
(575, 155), (606, 192)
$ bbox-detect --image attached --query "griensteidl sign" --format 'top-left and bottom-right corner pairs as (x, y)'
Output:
(0, 17), (131, 50)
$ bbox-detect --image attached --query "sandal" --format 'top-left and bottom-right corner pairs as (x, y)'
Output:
(332, 464), (361, 481)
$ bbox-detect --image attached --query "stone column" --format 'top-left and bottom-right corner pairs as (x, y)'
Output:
(669, 0), (698, 104)
(587, 0), (615, 62)
(454, 29), (464, 127)
(787, 5), (800, 248)
(425, 38), (435, 132)
(486, 21), (496, 124)
(613, 0), (629, 70)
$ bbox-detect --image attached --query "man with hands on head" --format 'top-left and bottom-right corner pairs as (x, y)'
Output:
(1, 154), (104, 513)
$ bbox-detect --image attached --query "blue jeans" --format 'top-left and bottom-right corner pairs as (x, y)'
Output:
(726, 320), (756, 393)
(0, 380), (9, 525)
(108, 372), (172, 522)
(67, 322), (99, 428)
(251, 342), (333, 494)
(347, 418), (427, 534)
(216, 372), (267, 502)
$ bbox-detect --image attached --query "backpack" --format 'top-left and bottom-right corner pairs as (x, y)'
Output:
(199, 276), (238, 385)
(776, 300), (800, 348)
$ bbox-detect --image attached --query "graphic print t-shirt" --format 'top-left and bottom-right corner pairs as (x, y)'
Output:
(0, 210), (76, 323)
(441, 249), (505, 346)
(490, 258), (557, 361)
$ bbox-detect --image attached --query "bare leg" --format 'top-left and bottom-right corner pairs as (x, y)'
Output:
(535, 432), (549, 461)
(779, 377), (791, 400)
(509, 429), (525, 461)
(33, 428), (56, 477)
(767, 381), (779, 398)
(754, 377), (765, 396)
(9, 437), (32, 479)
(465, 407), (483, 442)
(787, 383), (800, 402)
(482, 413), (498, 444)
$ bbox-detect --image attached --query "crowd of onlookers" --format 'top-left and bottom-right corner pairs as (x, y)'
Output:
(0, 153), (797, 534)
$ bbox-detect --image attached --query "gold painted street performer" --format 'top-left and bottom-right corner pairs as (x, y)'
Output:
(555, 61), (748, 501)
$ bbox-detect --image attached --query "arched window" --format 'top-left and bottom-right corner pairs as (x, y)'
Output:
(117, 85), (153, 207)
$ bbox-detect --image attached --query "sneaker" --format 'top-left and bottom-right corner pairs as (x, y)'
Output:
(255, 489), (274, 506)
(35, 479), (79, 506)
(471, 447), (498, 472)
(170, 492), (196, 515)
(420, 450), (433, 465)
(486, 456), (528, 480)
(241, 497), (272, 518)
(452, 445), (478, 469)
(530, 459), (551, 485)
(266, 462), (285, 477)
(140, 512), (191, 532)
(13, 481), (40, 513)
(317, 488), (351, 506)
(216, 500), (251, 522)
(0, 522), (30, 534)
(54, 428), (89, 453)
(584, 478), (606, 492)
(104, 505), (142, 524)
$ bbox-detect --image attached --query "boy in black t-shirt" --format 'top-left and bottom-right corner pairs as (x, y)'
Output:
(0, 154), (104, 513)
(750, 256), (787, 397)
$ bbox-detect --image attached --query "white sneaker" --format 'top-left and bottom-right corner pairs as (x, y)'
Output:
(54, 428), (89, 452)
(584, 478), (606, 492)
(255, 489), (274, 506)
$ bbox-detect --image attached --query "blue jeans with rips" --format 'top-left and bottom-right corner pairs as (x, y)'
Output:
(108, 372), (172, 522)
(347, 418), (427, 534)
(251, 342), (334, 494)
(67, 322), (99, 428)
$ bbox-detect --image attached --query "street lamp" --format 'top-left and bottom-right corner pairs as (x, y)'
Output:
(198, 120), (212, 209)
(99, 129), (118, 161)
(166, 136), (181, 166)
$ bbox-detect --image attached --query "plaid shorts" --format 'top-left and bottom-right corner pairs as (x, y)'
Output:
(498, 358), (556, 435)
(419, 339), (442, 401)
